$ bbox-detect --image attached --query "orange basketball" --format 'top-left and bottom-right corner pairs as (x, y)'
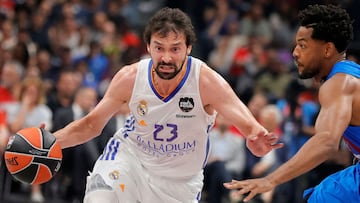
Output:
(4, 127), (62, 185)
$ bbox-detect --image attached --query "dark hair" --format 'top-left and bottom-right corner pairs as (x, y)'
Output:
(143, 7), (196, 47)
(298, 4), (353, 53)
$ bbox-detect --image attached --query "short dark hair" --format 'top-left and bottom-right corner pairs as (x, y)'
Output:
(298, 4), (353, 53)
(143, 7), (196, 47)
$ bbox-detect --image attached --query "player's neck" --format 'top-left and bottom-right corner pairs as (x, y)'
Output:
(335, 52), (346, 63)
(152, 64), (186, 96)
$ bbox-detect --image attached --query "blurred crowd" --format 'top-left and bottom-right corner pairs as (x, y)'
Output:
(0, 0), (359, 203)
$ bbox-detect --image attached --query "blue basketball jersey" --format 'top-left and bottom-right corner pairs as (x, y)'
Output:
(304, 60), (360, 202)
(327, 60), (360, 158)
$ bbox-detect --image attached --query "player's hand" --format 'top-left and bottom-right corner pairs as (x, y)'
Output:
(223, 177), (275, 202)
(246, 132), (283, 157)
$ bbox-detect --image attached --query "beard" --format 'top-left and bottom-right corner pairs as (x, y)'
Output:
(154, 59), (185, 80)
(298, 67), (319, 79)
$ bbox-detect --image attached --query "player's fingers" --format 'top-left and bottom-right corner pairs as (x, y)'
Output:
(223, 181), (236, 189)
(263, 132), (272, 137)
(266, 134), (280, 141)
(223, 180), (245, 189)
(243, 190), (258, 202)
(271, 142), (284, 149)
(233, 184), (257, 202)
(267, 135), (284, 146)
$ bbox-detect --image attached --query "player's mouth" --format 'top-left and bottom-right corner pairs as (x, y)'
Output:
(158, 65), (176, 73)
(294, 60), (303, 68)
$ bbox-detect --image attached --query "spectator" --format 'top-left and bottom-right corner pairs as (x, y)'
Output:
(12, 40), (29, 67)
(89, 11), (108, 43)
(72, 24), (91, 61)
(36, 49), (58, 93)
(268, 1), (297, 49)
(0, 60), (24, 103)
(255, 49), (292, 101)
(0, 19), (17, 51)
(46, 70), (79, 115)
(203, 114), (246, 203)
(208, 17), (248, 84)
(232, 36), (269, 103)
(29, 10), (51, 51)
(197, 0), (238, 60)
(81, 40), (110, 91)
(17, 27), (37, 58)
(238, 3), (273, 46)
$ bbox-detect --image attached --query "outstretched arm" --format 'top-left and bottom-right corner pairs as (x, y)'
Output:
(54, 64), (136, 148)
(224, 74), (353, 202)
(200, 64), (283, 157)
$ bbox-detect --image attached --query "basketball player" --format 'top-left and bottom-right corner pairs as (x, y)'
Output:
(53, 7), (282, 203)
(224, 4), (360, 203)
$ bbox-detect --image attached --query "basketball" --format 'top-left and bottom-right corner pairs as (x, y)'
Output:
(4, 127), (62, 185)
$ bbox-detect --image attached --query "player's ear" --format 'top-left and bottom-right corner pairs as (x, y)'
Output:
(147, 44), (150, 53)
(186, 45), (192, 55)
(324, 42), (336, 58)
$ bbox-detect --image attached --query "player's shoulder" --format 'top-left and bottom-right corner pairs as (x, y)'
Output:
(198, 60), (225, 85)
(319, 72), (357, 103)
(113, 62), (140, 82)
(323, 72), (356, 89)
(106, 62), (140, 94)
(117, 57), (152, 76)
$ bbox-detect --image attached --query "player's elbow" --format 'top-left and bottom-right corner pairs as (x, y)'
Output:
(83, 115), (104, 137)
(67, 116), (104, 147)
(318, 132), (342, 160)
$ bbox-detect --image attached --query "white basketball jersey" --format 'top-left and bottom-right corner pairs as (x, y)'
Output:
(120, 56), (216, 178)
